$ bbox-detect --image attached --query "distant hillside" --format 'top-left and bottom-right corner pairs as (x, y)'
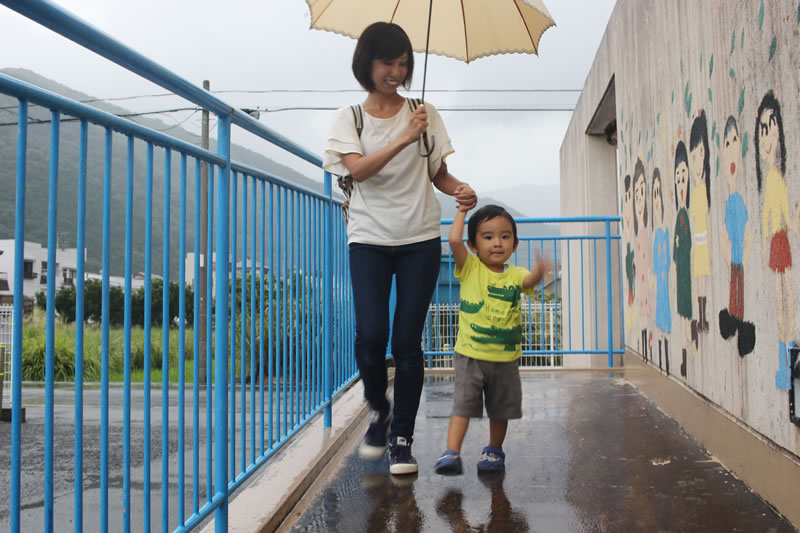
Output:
(435, 192), (561, 266)
(0, 68), (324, 278)
(481, 183), (561, 218)
(0, 68), (560, 278)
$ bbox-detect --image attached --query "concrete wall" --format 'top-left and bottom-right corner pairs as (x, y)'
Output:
(561, 0), (800, 458)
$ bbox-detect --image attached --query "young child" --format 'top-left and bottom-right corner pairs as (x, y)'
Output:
(435, 204), (553, 475)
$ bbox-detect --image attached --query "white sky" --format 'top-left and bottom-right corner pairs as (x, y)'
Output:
(0, 0), (616, 196)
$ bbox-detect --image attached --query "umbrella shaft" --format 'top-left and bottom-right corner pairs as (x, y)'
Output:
(421, 0), (433, 102)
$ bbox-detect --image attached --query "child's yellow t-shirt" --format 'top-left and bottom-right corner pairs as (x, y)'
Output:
(454, 254), (533, 362)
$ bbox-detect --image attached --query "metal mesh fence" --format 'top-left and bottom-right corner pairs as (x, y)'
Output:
(423, 300), (563, 369)
(0, 305), (12, 408)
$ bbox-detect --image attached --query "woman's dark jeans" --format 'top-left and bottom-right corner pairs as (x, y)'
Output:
(349, 237), (440, 441)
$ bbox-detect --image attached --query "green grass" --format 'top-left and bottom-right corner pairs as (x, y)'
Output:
(20, 309), (227, 383)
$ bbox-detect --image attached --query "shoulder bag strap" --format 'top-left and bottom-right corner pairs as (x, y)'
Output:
(350, 104), (363, 137)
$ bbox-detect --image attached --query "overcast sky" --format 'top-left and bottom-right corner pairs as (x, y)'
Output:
(0, 0), (616, 199)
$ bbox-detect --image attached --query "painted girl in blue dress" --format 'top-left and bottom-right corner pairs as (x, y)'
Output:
(651, 167), (671, 373)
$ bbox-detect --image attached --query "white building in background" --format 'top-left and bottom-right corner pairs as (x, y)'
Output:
(0, 240), (80, 302)
(185, 252), (244, 295)
(0, 240), (146, 306)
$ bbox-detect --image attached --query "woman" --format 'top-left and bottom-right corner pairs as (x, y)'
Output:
(323, 22), (476, 475)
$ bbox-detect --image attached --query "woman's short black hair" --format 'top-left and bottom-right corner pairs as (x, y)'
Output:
(467, 205), (518, 247)
(352, 22), (414, 92)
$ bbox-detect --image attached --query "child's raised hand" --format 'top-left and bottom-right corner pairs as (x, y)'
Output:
(533, 251), (554, 277)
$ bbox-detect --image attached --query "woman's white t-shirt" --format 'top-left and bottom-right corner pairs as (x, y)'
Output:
(322, 101), (454, 246)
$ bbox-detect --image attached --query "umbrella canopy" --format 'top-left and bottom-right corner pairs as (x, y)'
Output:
(307, 0), (555, 156)
(305, 0), (555, 64)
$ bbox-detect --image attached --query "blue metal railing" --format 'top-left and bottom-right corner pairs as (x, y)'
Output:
(427, 216), (624, 368)
(1, 1), (356, 531)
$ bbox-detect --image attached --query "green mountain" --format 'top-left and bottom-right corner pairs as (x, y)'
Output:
(0, 68), (559, 279)
(0, 68), (325, 279)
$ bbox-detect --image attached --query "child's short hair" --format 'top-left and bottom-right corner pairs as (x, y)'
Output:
(467, 205), (518, 246)
(352, 22), (414, 93)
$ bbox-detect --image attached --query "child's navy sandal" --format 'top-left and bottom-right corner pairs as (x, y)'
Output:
(477, 446), (505, 471)
(435, 450), (463, 475)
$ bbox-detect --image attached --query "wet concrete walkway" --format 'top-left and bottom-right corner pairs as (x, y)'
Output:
(280, 370), (796, 532)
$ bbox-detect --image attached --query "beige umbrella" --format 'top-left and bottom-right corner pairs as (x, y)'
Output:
(306, 0), (555, 64)
(306, 0), (556, 153)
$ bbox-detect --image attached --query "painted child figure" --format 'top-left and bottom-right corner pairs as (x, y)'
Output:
(435, 204), (552, 475)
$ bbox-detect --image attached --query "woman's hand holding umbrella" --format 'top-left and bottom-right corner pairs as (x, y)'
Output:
(402, 105), (428, 146)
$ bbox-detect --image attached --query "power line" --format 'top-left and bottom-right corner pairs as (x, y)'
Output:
(0, 106), (199, 127)
(134, 108), (201, 133)
(255, 105), (575, 112)
(211, 88), (582, 94)
(0, 87), (582, 111)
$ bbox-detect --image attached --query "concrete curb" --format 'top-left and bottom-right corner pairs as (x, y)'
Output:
(257, 393), (370, 532)
(199, 379), (369, 533)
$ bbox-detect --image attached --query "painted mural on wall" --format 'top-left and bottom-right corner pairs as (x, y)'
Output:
(718, 115), (756, 357)
(618, 0), (800, 421)
(754, 91), (799, 390)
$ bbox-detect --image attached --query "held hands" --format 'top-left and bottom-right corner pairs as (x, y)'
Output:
(453, 183), (477, 212)
(403, 105), (428, 146)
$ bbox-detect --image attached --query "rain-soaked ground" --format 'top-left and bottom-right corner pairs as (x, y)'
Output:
(282, 371), (797, 532)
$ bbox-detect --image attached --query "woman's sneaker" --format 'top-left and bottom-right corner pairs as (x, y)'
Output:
(434, 450), (463, 475)
(476, 446), (505, 471)
(358, 410), (392, 460)
(389, 436), (418, 475)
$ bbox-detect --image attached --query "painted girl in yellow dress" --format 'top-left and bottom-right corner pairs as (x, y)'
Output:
(689, 111), (711, 333)
(755, 91), (799, 390)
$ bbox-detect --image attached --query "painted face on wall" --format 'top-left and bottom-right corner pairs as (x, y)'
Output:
(675, 160), (689, 208)
(690, 140), (705, 184)
(757, 107), (779, 168)
(652, 176), (663, 225)
(634, 174), (647, 230)
(722, 121), (741, 191)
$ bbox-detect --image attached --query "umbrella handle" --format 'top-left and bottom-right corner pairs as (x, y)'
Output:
(418, 132), (435, 157)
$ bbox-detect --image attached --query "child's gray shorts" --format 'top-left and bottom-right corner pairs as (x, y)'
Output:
(451, 352), (522, 420)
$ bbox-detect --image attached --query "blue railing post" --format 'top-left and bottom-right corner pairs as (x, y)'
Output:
(123, 135), (134, 533)
(323, 171), (333, 428)
(605, 220), (614, 368)
(143, 142), (154, 530)
(10, 98), (27, 533)
(74, 119), (88, 533)
(101, 127), (112, 531)
(214, 114), (231, 533)
(161, 148), (171, 533)
(44, 110), (60, 533)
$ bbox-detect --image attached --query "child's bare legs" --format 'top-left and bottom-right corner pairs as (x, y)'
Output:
(446, 415), (470, 452)
(488, 419), (508, 449)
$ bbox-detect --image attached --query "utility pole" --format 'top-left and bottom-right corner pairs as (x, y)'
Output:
(198, 80), (209, 386)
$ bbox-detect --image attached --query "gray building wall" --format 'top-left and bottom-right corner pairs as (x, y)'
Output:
(561, 0), (800, 459)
